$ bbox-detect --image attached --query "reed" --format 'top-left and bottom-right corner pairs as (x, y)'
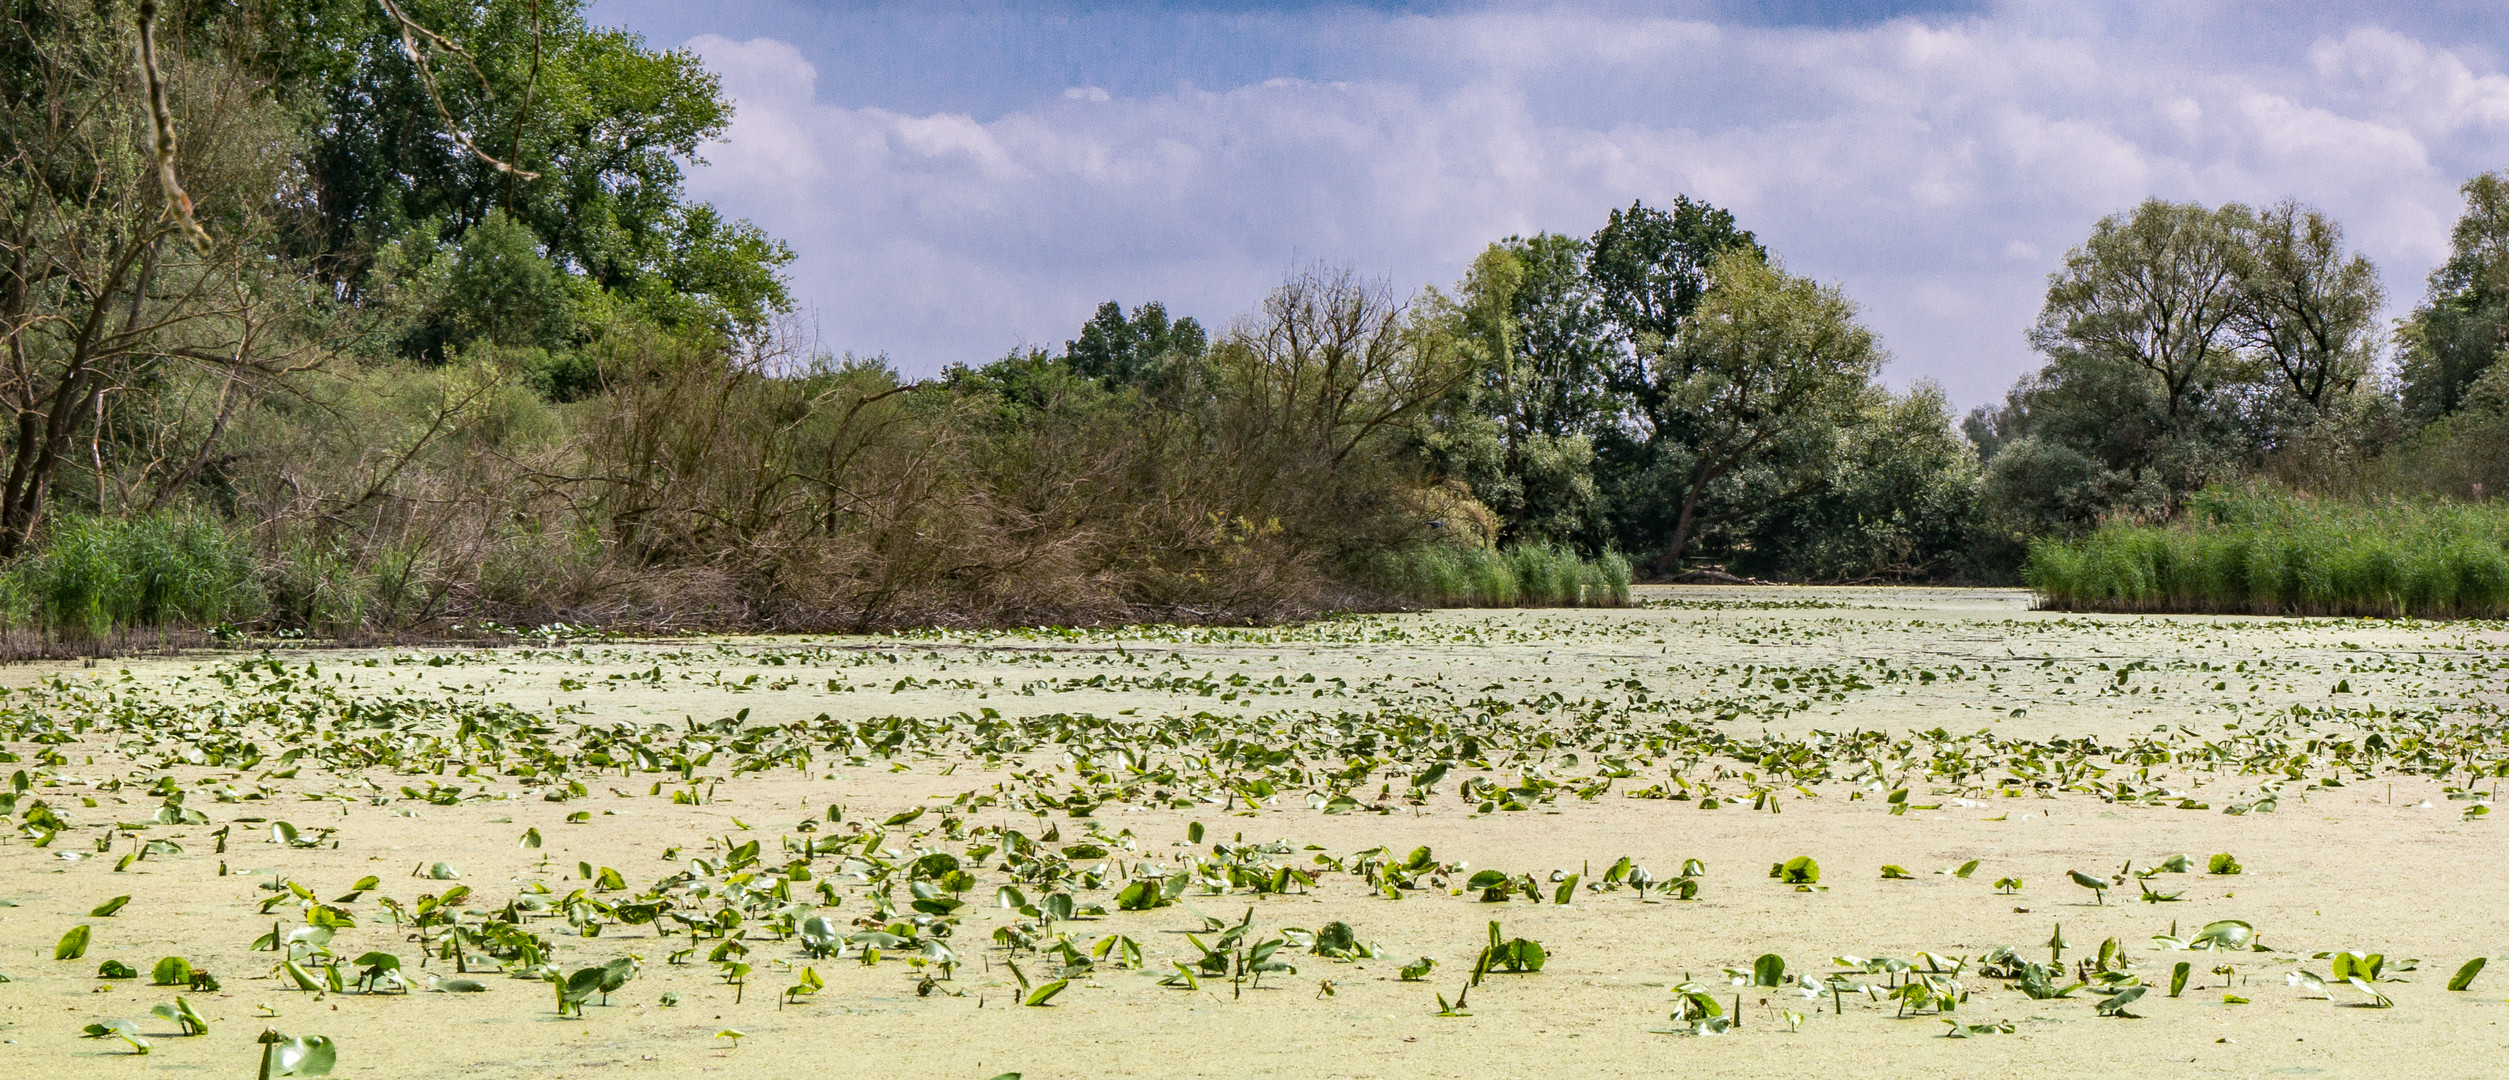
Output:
(1365, 544), (1632, 608)
(2027, 488), (2509, 618)
(4, 514), (266, 637)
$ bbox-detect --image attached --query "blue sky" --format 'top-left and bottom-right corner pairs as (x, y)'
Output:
(587, 0), (2509, 406)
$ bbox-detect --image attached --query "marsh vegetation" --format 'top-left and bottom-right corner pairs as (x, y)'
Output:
(4, 588), (2507, 1076)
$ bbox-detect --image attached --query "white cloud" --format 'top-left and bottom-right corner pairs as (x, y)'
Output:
(680, 17), (2506, 406)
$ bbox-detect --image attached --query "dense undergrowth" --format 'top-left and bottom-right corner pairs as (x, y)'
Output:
(0, 513), (1634, 640)
(2028, 489), (2509, 618)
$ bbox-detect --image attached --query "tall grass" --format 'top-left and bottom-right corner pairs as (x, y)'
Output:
(3, 515), (265, 637)
(1366, 544), (1632, 608)
(2027, 488), (2509, 618)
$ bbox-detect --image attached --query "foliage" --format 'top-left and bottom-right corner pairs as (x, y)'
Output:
(1361, 544), (1630, 607)
(2398, 172), (2509, 420)
(2028, 487), (2509, 618)
(4, 515), (263, 637)
(1976, 196), (2391, 556)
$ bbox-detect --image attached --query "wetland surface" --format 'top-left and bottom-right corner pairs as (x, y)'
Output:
(5, 585), (2508, 1078)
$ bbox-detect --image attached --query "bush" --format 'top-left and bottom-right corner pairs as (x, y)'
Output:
(2027, 487), (2509, 618)
(6, 515), (265, 637)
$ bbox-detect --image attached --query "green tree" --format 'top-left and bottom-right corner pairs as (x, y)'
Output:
(2400, 172), (2509, 420)
(1736, 384), (1980, 581)
(441, 210), (578, 351)
(249, 0), (791, 341)
(1645, 251), (1884, 569)
(2030, 199), (2250, 424)
(1582, 197), (1769, 558)
(1420, 237), (1614, 549)
(2232, 200), (2382, 411)
(0, 2), (321, 553)
(1064, 301), (1205, 389)
(1587, 197), (1765, 362)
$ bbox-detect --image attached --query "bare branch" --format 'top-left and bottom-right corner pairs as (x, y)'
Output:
(134, 0), (210, 251)
(375, 0), (544, 181)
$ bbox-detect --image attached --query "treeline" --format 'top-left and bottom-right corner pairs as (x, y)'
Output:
(8, 0), (2507, 637)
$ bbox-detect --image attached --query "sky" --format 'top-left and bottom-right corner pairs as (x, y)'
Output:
(584, 0), (2509, 407)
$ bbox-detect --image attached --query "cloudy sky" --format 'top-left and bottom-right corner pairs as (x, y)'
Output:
(585, 0), (2509, 406)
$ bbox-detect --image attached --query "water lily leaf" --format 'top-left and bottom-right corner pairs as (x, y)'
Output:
(81, 1017), (150, 1052)
(2096, 985), (2147, 1017)
(1752, 954), (1788, 987)
(2191, 920), (2254, 951)
(2450, 957), (2486, 992)
(152, 996), (209, 1035)
(56, 924), (90, 960)
(90, 895), (131, 917)
(2345, 976), (2393, 1008)
(269, 1034), (336, 1076)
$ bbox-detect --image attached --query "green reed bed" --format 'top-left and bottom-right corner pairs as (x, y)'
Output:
(1364, 544), (1633, 608)
(0, 514), (265, 637)
(2028, 489), (2509, 618)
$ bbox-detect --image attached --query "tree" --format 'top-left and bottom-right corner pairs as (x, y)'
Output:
(1064, 301), (1205, 389)
(2030, 199), (2251, 423)
(441, 210), (578, 351)
(2232, 200), (2381, 410)
(2400, 172), (2509, 420)
(1737, 383), (1980, 582)
(245, 0), (791, 342)
(1646, 251), (1884, 569)
(1208, 268), (1470, 472)
(0, 3), (320, 554)
(1585, 197), (1766, 426)
(1419, 236), (1615, 549)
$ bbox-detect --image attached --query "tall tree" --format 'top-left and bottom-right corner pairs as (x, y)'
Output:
(2400, 172), (2509, 419)
(1064, 300), (1205, 389)
(250, 0), (792, 342)
(1581, 198), (1769, 558)
(2233, 200), (2382, 410)
(0, 3), (320, 552)
(1648, 251), (1883, 569)
(1585, 197), (1765, 418)
(1421, 236), (1616, 548)
(2029, 199), (2251, 423)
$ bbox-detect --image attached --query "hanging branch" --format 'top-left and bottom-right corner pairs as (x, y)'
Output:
(135, 0), (211, 251)
(503, 0), (544, 211)
(375, 0), (543, 180)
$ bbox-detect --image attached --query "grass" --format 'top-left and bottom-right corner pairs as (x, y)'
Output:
(2027, 488), (2509, 618)
(1364, 544), (1632, 608)
(1, 514), (265, 637)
